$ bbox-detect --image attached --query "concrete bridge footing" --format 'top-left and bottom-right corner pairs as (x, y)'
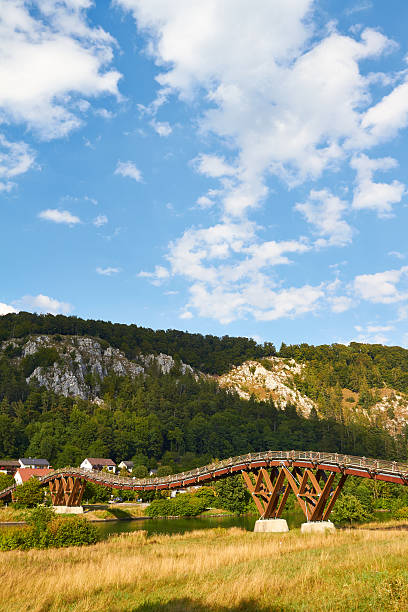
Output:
(301, 521), (335, 534)
(53, 506), (84, 514)
(254, 518), (289, 533)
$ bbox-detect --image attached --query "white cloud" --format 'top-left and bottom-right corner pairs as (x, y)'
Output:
(196, 195), (214, 209)
(194, 154), (235, 178)
(139, 265), (170, 286)
(93, 214), (108, 227)
(94, 108), (115, 119)
(115, 160), (143, 182)
(361, 78), (408, 144)
(119, 1), (408, 323)
(150, 119), (172, 137)
(0, 0), (121, 140)
(179, 310), (193, 320)
(18, 294), (72, 314)
(353, 324), (393, 345)
(96, 266), (120, 276)
(38, 209), (81, 225)
(389, 251), (405, 259)
(0, 134), (36, 191)
(329, 295), (353, 313)
(351, 154), (405, 216)
(0, 302), (18, 315)
(353, 266), (408, 304)
(296, 189), (353, 247)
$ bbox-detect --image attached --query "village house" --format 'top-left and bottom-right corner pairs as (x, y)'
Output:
(118, 460), (134, 472)
(14, 468), (54, 486)
(80, 458), (117, 473)
(0, 460), (20, 475)
(19, 458), (51, 469)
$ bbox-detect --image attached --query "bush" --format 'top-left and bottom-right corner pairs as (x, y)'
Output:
(83, 482), (111, 503)
(0, 512), (99, 551)
(47, 516), (98, 547)
(145, 498), (172, 517)
(393, 506), (408, 520)
(145, 493), (207, 518)
(14, 478), (44, 508)
(331, 494), (373, 524)
(0, 473), (14, 490)
(132, 465), (149, 479)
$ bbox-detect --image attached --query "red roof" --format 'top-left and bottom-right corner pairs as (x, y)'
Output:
(85, 458), (116, 466)
(15, 468), (54, 483)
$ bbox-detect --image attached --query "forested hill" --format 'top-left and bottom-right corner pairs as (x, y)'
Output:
(0, 312), (275, 375)
(1, 312), (408, 470)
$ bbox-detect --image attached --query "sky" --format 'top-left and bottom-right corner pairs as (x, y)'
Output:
(1, 0), (408, 349)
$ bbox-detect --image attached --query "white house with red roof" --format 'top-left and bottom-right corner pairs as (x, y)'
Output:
(80, 458), (116, 473)
(14, 468), (54, 486)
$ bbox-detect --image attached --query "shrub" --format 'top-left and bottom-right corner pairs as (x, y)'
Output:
(393, 506), (408, 520)
(0, 513), (98, 551)
(172, 494), (207, 517)
(47, 516), (99, 547)
(14, 478), (44, 508)
(83, 482), (111, 503)
(132, 465), (149, 479)
(21, 347), (60, 377)
(145, 498), (172, 518)
(331, 494), (373, 524)
(145, 494), (207, 518)
(0, 473), (14, 490)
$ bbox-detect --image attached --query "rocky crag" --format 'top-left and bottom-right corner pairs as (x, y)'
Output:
(1, 335), (193, 400)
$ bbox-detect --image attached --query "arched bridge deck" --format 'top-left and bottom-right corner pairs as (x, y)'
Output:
(1, 450), (408, 522)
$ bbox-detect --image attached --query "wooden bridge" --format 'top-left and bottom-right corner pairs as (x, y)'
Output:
(1, 450), (408, 523)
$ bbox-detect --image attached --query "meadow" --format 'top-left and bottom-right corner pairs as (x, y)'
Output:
(1, 526), (408, 611)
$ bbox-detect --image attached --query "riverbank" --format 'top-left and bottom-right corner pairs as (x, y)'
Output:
(2, 526), (408, 611)
(0, 504), (236, 525)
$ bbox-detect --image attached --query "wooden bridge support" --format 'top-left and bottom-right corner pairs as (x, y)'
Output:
(48, 476), (86, 507)
(242, 467), (347, 522)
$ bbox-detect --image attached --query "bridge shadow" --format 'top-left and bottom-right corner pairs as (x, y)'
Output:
(133, 598), (286, 611)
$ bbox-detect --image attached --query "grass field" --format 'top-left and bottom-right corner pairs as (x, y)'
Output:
(1, 526), (408, 611)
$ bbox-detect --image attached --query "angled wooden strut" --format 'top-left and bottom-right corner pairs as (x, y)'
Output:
(49, 476), (86, 507)
(242, 466), (348, 521)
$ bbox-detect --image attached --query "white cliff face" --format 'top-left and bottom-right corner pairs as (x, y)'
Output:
(1, 335), (193, 400)
(218, 357), (316, 416)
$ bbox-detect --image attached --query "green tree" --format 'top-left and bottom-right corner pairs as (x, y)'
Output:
(214, 475), (251, 515)
(14, 478), (44, 508)
(331, 494), (373, 524)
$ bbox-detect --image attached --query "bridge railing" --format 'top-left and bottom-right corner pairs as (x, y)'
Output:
(35, 450), (408, 489)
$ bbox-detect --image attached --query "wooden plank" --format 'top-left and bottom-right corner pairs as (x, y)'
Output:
(323, 474), (348, 520)
(310, 472), (335, 521)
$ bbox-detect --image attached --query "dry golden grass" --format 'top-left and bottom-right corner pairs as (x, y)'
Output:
(2, 527), (408, 611)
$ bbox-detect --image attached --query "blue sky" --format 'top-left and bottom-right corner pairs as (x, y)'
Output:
(1, 0), (408, 349)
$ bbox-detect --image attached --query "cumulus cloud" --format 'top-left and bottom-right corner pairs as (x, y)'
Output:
(0, 0), (121, 140)
(38, 209), (81, 225)
(115, 160), (143, 182)
(296, 189), (353, 247)
(93, 214), (108, 227)
(194, 154), (235, 178)
(96, 266), (120, 276)
(353, 266), (408, 304)
(351, 154), (405, 216)
(0, 134), (36, 191)
(118, 1), (408, 323)
(150, 119), (172, 137)
(139, 265), (170, 286)
(0, 302), (18, 315)
(354, 324), (394, 344)
(18, 294), (72, 314)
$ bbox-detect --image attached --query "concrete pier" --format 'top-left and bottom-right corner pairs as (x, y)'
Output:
(301, 521), (335, 534)
(254, 518), (289, 533)
(53, 506), (84, 514)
